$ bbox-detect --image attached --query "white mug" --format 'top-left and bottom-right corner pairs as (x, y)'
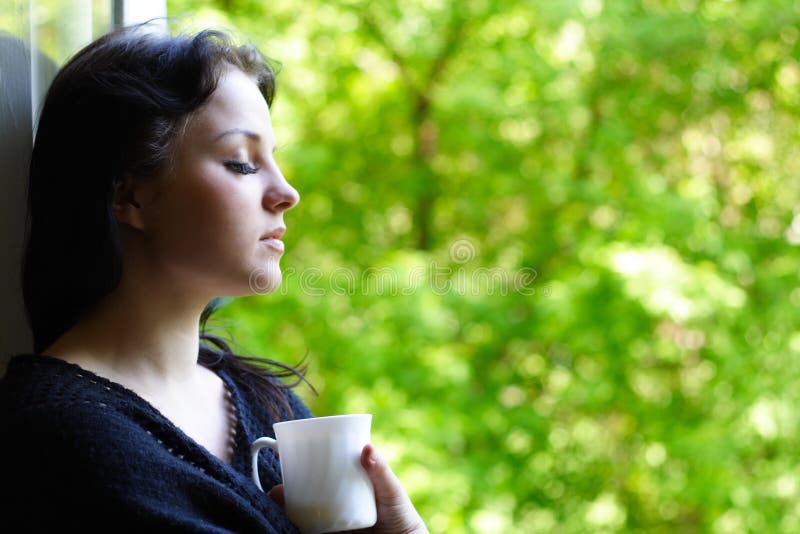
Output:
(251, 414), (378, 534)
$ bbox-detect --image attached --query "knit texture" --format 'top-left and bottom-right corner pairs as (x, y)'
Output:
(0, 354), (312, 533)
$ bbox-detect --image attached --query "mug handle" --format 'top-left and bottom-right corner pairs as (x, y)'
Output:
(250, 437), (279, 492)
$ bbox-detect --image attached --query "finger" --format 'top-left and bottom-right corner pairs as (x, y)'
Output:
(268, 484), (285, 508)
(360, 444), (406, 504)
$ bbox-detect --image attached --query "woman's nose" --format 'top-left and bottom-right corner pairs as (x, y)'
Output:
(263, 167), (300, 212)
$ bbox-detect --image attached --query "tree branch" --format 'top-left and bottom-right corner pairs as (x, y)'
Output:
(358, 9), (420, 95)
(422, 8), (468, 97)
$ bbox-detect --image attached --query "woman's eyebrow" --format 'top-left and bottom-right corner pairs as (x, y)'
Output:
(213, 128), (277, 152)
(213, 128), (261, 142)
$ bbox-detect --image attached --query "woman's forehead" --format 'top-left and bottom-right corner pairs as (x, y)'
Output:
(183, 68), (273, 145)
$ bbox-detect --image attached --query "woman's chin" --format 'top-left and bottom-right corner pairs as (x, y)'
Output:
(247, 263), (283, 295)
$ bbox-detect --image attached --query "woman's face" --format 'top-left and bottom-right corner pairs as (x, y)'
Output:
(135, 65), (299, 298)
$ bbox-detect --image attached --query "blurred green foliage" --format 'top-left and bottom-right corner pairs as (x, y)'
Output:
(169, 0), (800, 531)
(0, 0), (112, 64)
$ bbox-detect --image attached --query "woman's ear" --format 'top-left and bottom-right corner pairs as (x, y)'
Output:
(112, 175), (147, 231)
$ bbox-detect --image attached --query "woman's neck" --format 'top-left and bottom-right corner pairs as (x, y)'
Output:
(42, 274), (209, 389)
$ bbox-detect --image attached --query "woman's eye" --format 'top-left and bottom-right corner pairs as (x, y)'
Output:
(224, 160), (260, 175)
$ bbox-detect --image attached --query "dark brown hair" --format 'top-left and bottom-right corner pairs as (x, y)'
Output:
(23, 24), (309, 416)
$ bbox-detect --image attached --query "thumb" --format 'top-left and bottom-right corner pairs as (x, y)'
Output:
(360, 444), (407, 505)
(360, 444), (428, 534)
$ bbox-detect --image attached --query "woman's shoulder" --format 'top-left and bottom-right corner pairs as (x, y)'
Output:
(0, 355), (297, 533)
(0, 354), (188, 466)
(0, 355), (165, 502)
(1, 353), (97, 415)
(0, 354), (153, 446)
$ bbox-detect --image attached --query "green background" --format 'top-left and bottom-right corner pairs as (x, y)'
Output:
(168, 1), (800, 532)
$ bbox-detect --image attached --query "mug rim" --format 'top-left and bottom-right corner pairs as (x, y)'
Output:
(273, 413), (371, 430)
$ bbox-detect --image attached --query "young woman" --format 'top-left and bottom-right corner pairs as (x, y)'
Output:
(0, 25), (427, 533)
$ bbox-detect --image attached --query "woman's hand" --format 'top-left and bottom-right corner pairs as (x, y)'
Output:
(351, 443), (428, 534)
(268, 444), (428, 534)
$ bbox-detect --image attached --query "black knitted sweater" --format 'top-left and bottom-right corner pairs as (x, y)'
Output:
(0, 354), (311, 533)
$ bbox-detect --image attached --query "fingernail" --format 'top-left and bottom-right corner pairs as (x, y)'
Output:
(366, 446), (377, 466)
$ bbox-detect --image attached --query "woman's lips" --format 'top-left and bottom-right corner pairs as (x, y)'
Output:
(259, 237), (285, 253)
(259, 226), (286, 253)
